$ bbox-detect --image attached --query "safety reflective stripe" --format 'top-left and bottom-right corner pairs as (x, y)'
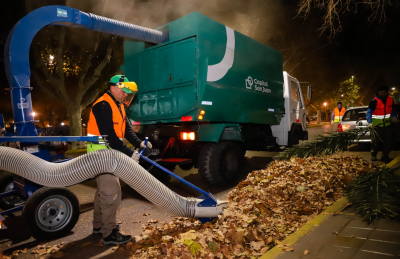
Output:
(372, 114), (391, 127)
(334, 116), (342, 122)
(372, 114), (391, 119)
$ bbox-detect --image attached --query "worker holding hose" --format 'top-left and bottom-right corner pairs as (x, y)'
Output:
(87, 75), (152, 245)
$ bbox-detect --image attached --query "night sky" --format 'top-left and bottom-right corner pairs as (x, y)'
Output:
(1, 0), (399, 122)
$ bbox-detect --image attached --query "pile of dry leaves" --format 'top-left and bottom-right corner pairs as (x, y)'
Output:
(124, 156), (375, 258)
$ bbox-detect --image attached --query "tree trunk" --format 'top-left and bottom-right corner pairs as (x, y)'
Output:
(66, 104), (83, 149)
(317, 110), (321, 124)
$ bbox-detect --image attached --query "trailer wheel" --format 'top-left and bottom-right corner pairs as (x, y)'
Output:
(199, 142), (243, 185)
(22, 187), (80, 240)
(0, 171), (25, 210)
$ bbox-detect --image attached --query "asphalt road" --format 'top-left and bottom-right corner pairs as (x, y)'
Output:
(0, 125), (378, 258)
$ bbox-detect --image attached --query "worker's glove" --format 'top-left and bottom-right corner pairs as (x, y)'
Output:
(390, 116), (398, 123)
(368, 123), (373, 129)
(131, 151), (140, 163)
(331, 120), (334, 125)
(140, 141), (152, 149)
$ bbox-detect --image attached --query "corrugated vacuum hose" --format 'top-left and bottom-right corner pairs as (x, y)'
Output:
(0, 146), (226, 239)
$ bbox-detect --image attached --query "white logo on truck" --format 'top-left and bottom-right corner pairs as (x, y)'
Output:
(245, 76), (271, 93)
(245, 76), (253, 89)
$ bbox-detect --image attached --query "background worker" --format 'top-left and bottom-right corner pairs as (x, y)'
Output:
(331, 101), (346, 130)
(366, 85), (397, 163)
(87, 75), (152, 245)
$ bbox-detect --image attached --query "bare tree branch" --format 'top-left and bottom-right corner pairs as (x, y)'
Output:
(31, 48), (67, 103)
(297, 0), (395, 38)
(82, 39), (117, 93)
(81, 85), (108, 108)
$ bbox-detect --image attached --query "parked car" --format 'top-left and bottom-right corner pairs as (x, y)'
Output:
(338, 106), (370, 142)
(309, 114), (318, 121)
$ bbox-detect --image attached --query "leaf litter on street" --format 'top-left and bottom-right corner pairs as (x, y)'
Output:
(123, 156), (375, 258)
(1, 156), (375, 259)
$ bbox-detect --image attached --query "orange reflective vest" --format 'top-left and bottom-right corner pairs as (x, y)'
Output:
(334, 107), (346, 122)
(372, 96), (393, 127)
(87, 93), (126, 144)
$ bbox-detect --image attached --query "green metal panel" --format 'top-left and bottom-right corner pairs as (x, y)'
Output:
(124, 12), (284, 126)
(197, 123), (241, 142)
(125, 37), (197, 121)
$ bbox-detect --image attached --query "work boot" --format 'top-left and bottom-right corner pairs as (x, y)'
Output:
(102, 228), (132, 245)
(93, 223), (120, 235)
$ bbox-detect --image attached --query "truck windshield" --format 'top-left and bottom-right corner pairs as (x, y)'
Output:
(291, 81), (302, 104)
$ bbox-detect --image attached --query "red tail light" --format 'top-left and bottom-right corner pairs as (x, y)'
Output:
(181, 116), (192, 122)
(337, 123), (343, 132)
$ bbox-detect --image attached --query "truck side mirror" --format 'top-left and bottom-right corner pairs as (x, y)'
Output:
(307, 85), (312, 99)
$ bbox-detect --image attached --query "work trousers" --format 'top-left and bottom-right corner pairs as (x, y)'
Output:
(371, 126), (394, 159)
(93, 174), (121, 238)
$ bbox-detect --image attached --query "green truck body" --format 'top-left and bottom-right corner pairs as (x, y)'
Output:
(121, 12), (308, 185)
(124, 12), (284, 128)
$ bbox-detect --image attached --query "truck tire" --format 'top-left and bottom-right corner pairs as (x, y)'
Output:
(22, 187), (80, 240)
(0, 171), (25, 210)
(178, 163), (194, 171)
(149, 165), (174, 183)
(199, 142), (243, 185)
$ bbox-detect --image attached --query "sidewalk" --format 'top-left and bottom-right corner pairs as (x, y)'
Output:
(273, 206), (400, 259)
(264, 154), (400, 259)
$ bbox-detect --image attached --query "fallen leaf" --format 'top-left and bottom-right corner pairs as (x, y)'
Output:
(183, 240), (202, 256)
(333, 231), (339, 235)
(284, 247), (294, 252)
(82, 242), (91, 247)
(250, 240), (265, 251)
(208, 241), (218, 252)
(303, 249), (310, 255)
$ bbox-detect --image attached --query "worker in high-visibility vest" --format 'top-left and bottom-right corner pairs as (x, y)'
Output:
(366, 85), (398, 163)
(87, 75), (152, 245)
(331, 101), (346, 130)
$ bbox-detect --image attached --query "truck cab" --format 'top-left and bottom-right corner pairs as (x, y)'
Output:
(271, 72), (308, 147)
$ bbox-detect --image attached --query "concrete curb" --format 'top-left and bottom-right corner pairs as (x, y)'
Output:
(260, 153), (400, 259)
(259, 197), (349, 259)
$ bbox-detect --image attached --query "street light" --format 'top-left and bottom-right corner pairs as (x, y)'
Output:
(323, 102), (327, 106)
(32, 112), (36, 120)
(61, 122), (65, 126)
(341, 94), (344, 97)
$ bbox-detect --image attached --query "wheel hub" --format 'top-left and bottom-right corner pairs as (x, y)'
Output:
(37, 197), (70, 229)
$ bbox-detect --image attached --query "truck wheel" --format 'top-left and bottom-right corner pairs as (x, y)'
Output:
(178, 163), (194, 171)
(199, 142), (243, 185)
(149, 165), (174, 183)
(22, 187), (80, 240)
(0, 171), (25, 210)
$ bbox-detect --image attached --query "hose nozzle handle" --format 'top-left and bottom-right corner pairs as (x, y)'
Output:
(140, 137), (149, 156)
